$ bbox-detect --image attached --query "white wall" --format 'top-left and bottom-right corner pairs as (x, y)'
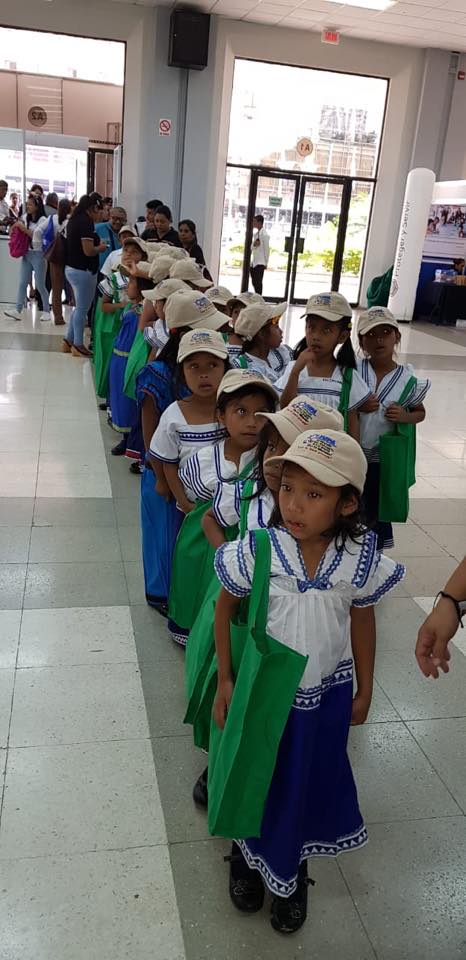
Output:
(440, 54), (466, 181)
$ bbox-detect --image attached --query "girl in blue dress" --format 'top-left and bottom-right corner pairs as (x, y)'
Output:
(213, 429), (405, 934)
(108, 275), (154, 455)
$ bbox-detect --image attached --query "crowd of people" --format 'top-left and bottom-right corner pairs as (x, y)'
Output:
(4, 187), (462, 934)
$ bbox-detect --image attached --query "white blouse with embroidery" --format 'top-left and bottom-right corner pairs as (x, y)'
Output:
(274, 363), (371, 410)
(213, 476), (275, 530)
(215, 527), (405, 698)
(231, 347), (292, 385)
(179, 441), (257, 503)
(150, 401), (226, 467)
(357, 359), (431, 461)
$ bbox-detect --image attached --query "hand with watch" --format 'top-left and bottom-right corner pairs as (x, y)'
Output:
(415, 557), (466, 678)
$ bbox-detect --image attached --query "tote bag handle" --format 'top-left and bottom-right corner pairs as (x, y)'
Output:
(246, 529), (271, 637)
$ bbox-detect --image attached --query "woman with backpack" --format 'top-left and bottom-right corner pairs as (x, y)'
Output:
(5, 194), (51, 322)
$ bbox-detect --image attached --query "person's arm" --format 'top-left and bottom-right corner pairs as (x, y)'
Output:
(347, 409), (360, 443)
(82, 237), (107, 257)
(140, 298), (156, 331)
(162, 462), (195, 514)
(415, 557), (466, 678)
(213, 587), (242, 729)
(350, 605), (376, 724)
(14, 218), (33, 237)
(279, 350), (313, 407)
(100, 294), (122, 314)
(202, 508), (227, 548)
(263, 231), (270, 265)
(385, 402), (426, 425)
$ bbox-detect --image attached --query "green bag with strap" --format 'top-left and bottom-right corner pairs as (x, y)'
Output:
(123, 330), (151, 401)
(338, 367), (354, 434)
(93, 273), (123, 398)
(206, 528), (307, 839)
(184, 476), (255, 736)
(378, 375), (417, 523)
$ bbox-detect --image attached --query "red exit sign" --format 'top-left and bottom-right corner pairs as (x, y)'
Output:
(322, 28), (340, 44)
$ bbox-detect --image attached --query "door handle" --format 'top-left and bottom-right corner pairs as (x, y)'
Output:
(296, 237), (304, 255)
(284, 236), (292, 254)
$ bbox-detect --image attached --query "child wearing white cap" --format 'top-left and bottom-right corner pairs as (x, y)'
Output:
(212, 428), (405, 933)
(141, 278), (190, 356)
(168, 369), (278, 646)
(275, 292), (371, 438)
(357, 306), (430, 549)
(231, 302), (291, 384)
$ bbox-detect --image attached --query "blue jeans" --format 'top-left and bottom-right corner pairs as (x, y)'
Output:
(16, 250), (50, 314)
(64, 267), (97, 347)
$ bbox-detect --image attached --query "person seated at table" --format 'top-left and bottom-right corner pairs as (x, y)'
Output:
(452, 258), (465, 276)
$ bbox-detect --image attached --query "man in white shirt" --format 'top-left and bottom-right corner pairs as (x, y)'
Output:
(250, 214), (270, 295)
(0, 180), (11, 234)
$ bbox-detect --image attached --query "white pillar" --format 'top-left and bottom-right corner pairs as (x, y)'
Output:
(388, 167), (436, 323)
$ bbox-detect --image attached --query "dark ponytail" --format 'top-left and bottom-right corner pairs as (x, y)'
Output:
(335, 319), (357, 370)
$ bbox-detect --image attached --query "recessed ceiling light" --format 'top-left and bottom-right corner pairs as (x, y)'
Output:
(333, 0), (396, 9)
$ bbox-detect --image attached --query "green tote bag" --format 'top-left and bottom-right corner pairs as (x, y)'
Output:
(378, 375), (417, 523)
(338, 367), (353, 434)
(123, 330), (151, 401)
(206, 529), (308, 839)
(93, 276), (123, 399)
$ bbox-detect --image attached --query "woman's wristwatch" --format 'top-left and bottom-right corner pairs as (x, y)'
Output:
(434, 591), (466, 628)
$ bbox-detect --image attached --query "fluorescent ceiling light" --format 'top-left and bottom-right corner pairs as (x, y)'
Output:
(329, 0), (396, 9)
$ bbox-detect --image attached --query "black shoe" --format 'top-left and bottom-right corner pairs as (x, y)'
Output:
(98, 401), (108, 411)
(270, 862), (315, 934)
(129, 461), (143, 475)
(193, 767), (208, 808)
(111, 439), (127, 456)
(226, 843), (265, 913)
(146, 595), (169, 617)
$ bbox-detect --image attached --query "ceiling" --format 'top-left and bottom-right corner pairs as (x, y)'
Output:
(119, 0), (466, 52)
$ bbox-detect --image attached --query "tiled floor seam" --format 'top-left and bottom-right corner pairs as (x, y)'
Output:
(336, 860), (380, 960)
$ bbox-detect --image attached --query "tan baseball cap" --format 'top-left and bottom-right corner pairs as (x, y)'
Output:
(205, 285), (234, 307)
(144, 242), (165, 260)
(177, 328), (229, 363)
(268, 301), (287, 320)
(165, 289), (227, 332)
(170, 258), (212, 288)
(119, 226), (137, 238)
(216, 368), (278, 404)
(256, 396), (344, 446)
(234, 303), (271, 341)
(358, 306), (399, 337)
(268, 428), (367, 493)
(304, 291), (352, 322)
(142, 278), (189, 303)
(148, 255), (174, 284)
(162, 247), (190, 261)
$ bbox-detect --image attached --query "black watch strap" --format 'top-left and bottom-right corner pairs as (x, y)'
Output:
(435, 591), (464, 628)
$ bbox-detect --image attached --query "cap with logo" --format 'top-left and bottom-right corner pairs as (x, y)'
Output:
(205, 285), (234, 307)
(217, 368), (278, 404)
(268, 428), (367, 493)
(119, 226), (137, 238)
(234, 303), (272, 341)
(177, 328), (229, 363)
(170, 258), (212, 288)
(268, 301), (287, 320)
(358, 306), (399, 337)
(144, 242), (165, 260)
(227, 291), (265, 309)
(256, 396), (344, 446)
(304, 291), (352, 322)
(142, 278), (190, 303)
(161, 247), (190, 262)
(165, 289), (228, 332)
(147, 255), (174, 284)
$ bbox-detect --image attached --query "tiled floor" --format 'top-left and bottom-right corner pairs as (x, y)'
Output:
(1, 303), (466, 960)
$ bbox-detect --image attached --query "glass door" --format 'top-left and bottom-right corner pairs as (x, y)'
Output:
(289, 177), (350, 304)
(240, 169), (301, 301)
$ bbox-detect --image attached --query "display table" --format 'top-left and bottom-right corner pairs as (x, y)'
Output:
(414, 280), (466, 326)
(0, 237), (21, 305)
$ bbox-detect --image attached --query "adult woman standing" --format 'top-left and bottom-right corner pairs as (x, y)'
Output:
(178, 219), (206, 265)
(63, 193), (107, 358)
(151, 205), (181, 247)
(5, 195), (51, 322)
(48, 198), (71, 326)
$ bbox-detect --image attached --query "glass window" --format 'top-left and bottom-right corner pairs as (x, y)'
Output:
(219, 166), (251, 291)
(227, 59), (387, 180)
(339, 180), (375, 304)
(0, 28), (124, 85)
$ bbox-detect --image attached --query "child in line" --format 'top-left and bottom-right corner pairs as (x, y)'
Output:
(275, 292), (372, 438)
(137, 291), (228, 612)
(107, 275), (154, 456)
(169, 368), (278, 646)
(205, 285), (233, 316)
(141, 278), (190, 357)
(357, 306), (430, 549)
(231, 303), (290, 384)
(213, 429), (405, 933)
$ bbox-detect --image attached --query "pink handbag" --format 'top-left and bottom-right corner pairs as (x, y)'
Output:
(9, 226), (30, 258)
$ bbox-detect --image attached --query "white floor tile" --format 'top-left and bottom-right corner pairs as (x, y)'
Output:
(0, 739), (167, 858)
(18, 606), (137, 667)
(413, 597), (465, 656)
(0, 611), (21, 668)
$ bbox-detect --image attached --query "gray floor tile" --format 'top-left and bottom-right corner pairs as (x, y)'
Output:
(349, 722), (461, 823)
(114, 496), (140, 526)
(339, 817), (466, 960)
(409, 498), (466, 524)
(140, 659), (190, 739)
(365, 680), (400, 722)
(9, 663), (149, 747)
(0, 847), (185, 960)
(0, 739), (166, 858)
(402, 555), (459, 597)
(419, 523), (466, 562)
(390, 522), (448, 557)
(151, 736), (210, 843)
(18, 606), (136, 668)
(23, 561), (128, 608)
(0, 610), (21, 668)
(170, 840), (376, 960)
(131, 604), (184, 663)
(124, 560), (147, 604)
(29, 525), (121, 562)
(0, 669), (15, 748)
(118, 524), (142, 562)
(375, 597), (426, 651)
(0, 498), (34, 526)
(0, 564), (27, 609)
(0, 526), (30, 562)
(407, 718), (466, 814)
(33, 497), (116, 526)
(374, 647), (466, 720)
(109, 471), (142, 499)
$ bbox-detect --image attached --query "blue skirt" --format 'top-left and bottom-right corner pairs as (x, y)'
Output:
(109, 352), (139, 434)
(141, 464), (184, 605)
(238, 668), (367, 897)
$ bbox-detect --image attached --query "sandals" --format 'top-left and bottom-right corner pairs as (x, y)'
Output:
(71, 344), (92, 358)
(61, 338), (72, 353)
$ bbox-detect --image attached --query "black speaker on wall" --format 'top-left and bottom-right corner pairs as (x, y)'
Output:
(168, 9), (210, 70)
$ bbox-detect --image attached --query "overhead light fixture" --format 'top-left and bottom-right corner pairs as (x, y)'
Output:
(332, 0), (396, 9)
